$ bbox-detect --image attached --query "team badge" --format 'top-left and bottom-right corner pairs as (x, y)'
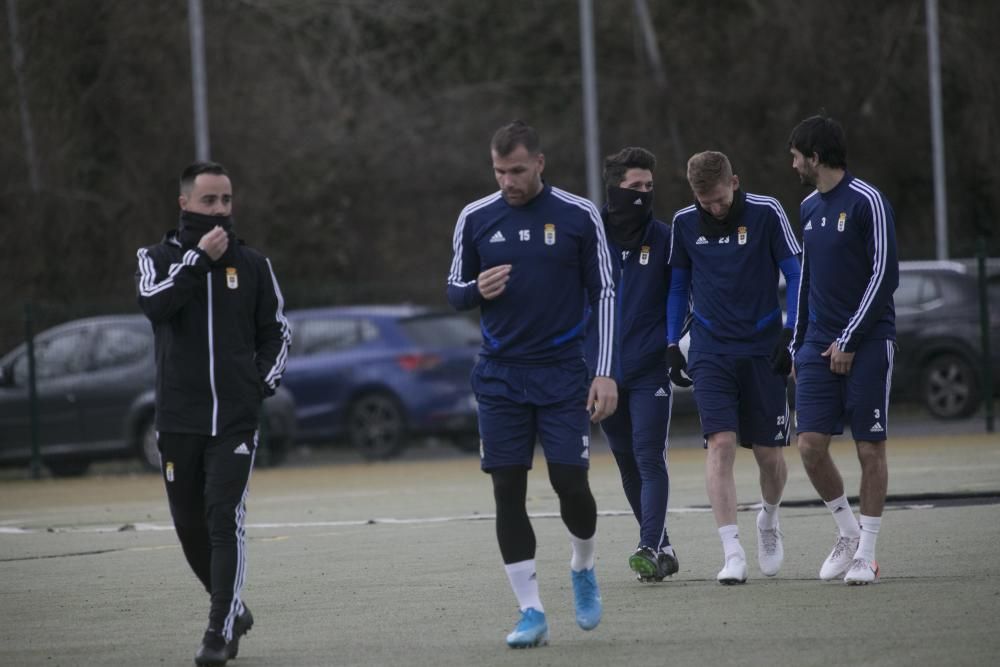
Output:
(639, 245), (650, 265)
(544, 224), (556, 245)
(737, 225), (748, 245)
(226, 267), (238, 289)
(165, 461), (174, 482)
(837, 212), (847, 232)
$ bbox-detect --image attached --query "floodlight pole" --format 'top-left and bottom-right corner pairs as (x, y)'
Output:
(925, 0), (948, 260)
(188, 0), (211, 161)
(579, 0), (602, 206)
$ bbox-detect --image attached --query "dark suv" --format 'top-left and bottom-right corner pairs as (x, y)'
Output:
(893, 260), (1000, 419)
(0, 314), (295, 476)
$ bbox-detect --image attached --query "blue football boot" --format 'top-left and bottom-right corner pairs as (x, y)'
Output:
(570, 568), (602, 630)
(506, 608), (549, 648)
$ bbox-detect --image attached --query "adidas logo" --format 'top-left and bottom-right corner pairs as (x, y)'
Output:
(633, 197), (643, 205)
(233, 442), (250, 455)
(774, 431), (785, 441)
(804, 220), (813, 230)
(696, 236), (709, 245)
(489, 230), (506, 243)
(654, 387), (668, 397)
(869, 422), (884, 433)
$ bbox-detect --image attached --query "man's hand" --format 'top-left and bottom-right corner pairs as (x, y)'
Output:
(587, 376), (618, 423)
(197, 226), (229, 261)
(477, 264), (512, 300)
(665, 345), (693, 388)
(769, 328), (794, 376)
(821, 342), (855, 375)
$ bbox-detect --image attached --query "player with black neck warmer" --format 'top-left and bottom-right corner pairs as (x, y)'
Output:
(666, 150), (802, 586)
(584, 146), (681, 585)
(135, 161), (291, 666)
(605, 184), (653, 250)
(177, 209), (236, 252)
(695, 186), (746, 238)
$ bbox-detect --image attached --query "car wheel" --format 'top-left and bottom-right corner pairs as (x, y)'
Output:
(47, 459), (90, 477)
(920, 353), (981, 419)
(137, 415), (160, 471)
(347, 392), (407, 461)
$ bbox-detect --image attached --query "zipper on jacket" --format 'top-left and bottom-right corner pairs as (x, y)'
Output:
(207, 273), (219, 436)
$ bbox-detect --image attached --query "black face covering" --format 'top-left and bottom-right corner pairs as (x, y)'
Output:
(178, 210), (234, 249)
(696, 188), (746, 238)
(605, 186), (653, 250)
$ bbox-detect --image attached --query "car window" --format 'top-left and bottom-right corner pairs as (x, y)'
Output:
(12, 327), (91, 383)
(92, 325), (152, 369)
(895, 273), (942, 313)
(400, 314), (481, 347)
(291, 317), (379, 356)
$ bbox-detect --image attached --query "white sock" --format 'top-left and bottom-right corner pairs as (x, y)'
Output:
(856, 514), (881, 561)
(568, 532), (596, 572)
(504, 560), (543, 612)
(661, 544), (676, 557)
(718, 524), (744, 560)
(758, 499), (780, 529)
(824, 494), (861, 537)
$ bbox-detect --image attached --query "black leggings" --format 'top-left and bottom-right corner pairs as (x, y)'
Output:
(490, 463), (597, 564)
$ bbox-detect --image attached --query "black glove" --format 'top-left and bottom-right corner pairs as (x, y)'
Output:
(770, 328), (794, 376)
(665, 345), (693, 388)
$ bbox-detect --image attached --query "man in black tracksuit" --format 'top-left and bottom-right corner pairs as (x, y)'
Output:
(135, 161), (291, 666)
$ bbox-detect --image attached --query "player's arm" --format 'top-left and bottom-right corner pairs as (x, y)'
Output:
(581, 202), (615, 379)
(446, 207), (485, 311)
(665, 219), (693, 387)
(254, 257), (292, 397)
(835, 194), (899, 352)
(769, 255), (801, 375)
(791, 247), (810, 354)
(581, 201), (618, 420)
(135, 245), (210, 324)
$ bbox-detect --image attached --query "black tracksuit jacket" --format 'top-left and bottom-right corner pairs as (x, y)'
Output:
(135, 230), (291, 437)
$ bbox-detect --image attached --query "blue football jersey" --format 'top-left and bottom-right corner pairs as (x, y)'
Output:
(792, 173), (898, 352)
(447, 184), (615, 375)
(669, 192), (801, 355)
(584, 214), (672, 385)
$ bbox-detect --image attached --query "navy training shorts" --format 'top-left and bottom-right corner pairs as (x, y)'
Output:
(794, 338), (895, 441)
(688, 350), (791, 448)
(472, 356), (591, 471)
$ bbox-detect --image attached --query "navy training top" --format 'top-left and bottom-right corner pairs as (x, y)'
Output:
(668, 192), (801, 355)
(447, 183), (616, 376)
(792, 172), (898, 353)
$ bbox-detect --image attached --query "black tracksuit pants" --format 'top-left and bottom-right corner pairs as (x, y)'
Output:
(158, 431), (256, 640)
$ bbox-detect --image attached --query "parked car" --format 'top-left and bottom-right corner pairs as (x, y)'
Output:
(892, 259), (1000, 419)
(0, 314), (296, 476)
(282, 305), (481, 460)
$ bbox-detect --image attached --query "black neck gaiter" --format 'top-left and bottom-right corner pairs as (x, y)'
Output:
(178, 210), (234, 249)
(696, 188), (746, 238)
(605, 186), (653, 250)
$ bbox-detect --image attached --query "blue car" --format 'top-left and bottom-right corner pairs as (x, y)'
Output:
(282, 305), (481, 459)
